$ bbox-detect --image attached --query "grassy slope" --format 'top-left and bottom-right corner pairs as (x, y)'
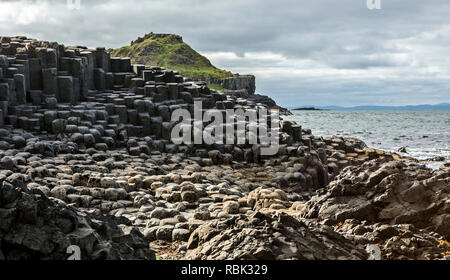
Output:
(111, 34), (233, 81)
(206, 83), (225, 91)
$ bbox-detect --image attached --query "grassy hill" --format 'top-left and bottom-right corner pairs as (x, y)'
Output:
(111, 33), (234, 85)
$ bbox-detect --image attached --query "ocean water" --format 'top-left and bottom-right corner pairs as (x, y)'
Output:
(285, 110), (450, 169)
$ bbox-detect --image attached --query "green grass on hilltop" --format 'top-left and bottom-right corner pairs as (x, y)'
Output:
(111, 34), (234, 80)
(206, 83), (225, 91)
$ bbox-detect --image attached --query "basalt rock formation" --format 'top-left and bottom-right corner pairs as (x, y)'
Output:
(0, 36), (265, 155)
(0, 172), (155, 260)
(0, 35), (377, 182)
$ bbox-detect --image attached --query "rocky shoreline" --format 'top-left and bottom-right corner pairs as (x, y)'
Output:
(0, 36), (449, 260)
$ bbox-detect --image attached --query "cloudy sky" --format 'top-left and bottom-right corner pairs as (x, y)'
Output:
(1, 0), (450, 107)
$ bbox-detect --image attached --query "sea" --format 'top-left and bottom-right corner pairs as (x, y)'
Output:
(285, 110), (450, 169)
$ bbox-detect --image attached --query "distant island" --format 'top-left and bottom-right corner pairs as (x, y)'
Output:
(288, 103), (450, 111)
(292, 107), (324, 111)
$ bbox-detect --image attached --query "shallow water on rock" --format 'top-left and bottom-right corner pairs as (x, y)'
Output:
(286, 110), (450, 169)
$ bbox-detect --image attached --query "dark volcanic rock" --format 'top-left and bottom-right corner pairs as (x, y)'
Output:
(302, 159), (450, 237)
(0, 180), (155, 260)
(301, 159), (450, 259)
(186, 211), (367, 260)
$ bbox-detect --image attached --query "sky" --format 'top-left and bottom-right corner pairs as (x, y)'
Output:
(1, 0), (450, 107)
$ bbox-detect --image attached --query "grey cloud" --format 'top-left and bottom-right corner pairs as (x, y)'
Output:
(0, 0), (449, 106)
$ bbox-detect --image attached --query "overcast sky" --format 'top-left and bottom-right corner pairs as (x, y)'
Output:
(1, 0), (450, 107)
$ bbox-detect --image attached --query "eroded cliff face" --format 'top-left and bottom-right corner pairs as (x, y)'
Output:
(222, 75), (256, 94)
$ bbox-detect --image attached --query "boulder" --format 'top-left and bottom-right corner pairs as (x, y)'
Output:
(186, 212), (367, 260)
